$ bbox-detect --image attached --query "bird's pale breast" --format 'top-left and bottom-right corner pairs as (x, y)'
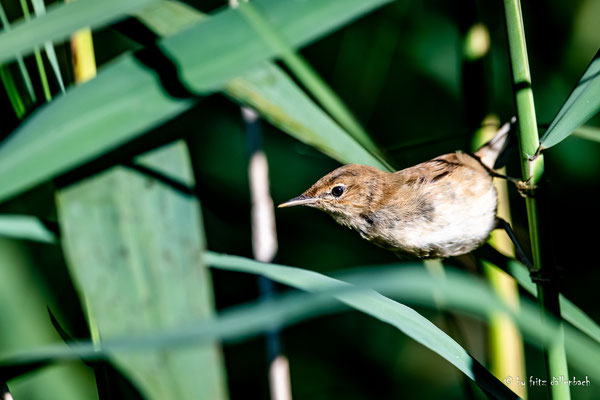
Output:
(356, 160), (498, 258)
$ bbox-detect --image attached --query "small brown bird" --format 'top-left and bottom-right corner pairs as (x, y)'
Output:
(279, 123), (518, 260)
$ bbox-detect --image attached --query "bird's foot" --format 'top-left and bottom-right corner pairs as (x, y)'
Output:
(516, 178), (538, 198)
(488, 171), (539, 197)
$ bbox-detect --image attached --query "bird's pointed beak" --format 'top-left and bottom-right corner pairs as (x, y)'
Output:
(278, 194), (318, 208)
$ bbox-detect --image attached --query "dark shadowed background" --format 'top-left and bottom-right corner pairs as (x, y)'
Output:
(1, 0), (599, 399)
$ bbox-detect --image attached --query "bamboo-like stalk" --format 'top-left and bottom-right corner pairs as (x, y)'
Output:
(474, 117), (527, 399)
(460, 7), (527, 394)
(69, 28), (96, 83)
(66, 0), (96, 83)
(502, 1), (570, 399)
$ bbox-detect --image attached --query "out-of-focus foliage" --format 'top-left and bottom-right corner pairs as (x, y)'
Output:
(0, 0), (599, 399)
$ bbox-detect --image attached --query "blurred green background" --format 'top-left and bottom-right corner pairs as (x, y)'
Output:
(1, 0), (599, 399)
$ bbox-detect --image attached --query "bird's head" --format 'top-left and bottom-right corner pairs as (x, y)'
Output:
(278, 164), (385, 228)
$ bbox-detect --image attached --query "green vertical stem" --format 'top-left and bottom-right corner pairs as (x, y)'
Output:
(475, 120), (528, 399)
(0, 65), (26, 117)
(459, 4), (527, 393)
(19, 0), (52, 101)
(33, 48), (51, 101)
(458, 1), (528, 392)
(502, 1), (569, 399)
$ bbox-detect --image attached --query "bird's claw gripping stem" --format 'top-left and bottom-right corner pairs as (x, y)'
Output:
(516, 177), (537, 198)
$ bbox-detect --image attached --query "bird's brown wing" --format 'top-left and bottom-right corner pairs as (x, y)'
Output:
(394, 153), (462, 186)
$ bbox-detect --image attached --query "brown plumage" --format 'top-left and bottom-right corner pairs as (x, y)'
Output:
(279, 124), (511, 259)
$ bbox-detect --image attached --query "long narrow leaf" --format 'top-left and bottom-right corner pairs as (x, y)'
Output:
(3, 258), (600, 397)
(134, 0), (204, 36)
(507, 261), (600, 343)
(540, 49), (600, 149)
(225, 63), (390, 169)
(0, 215), (55, 243)
(237, 2), (393, 170)
(137, 1), (389, 170)
(0, 2), (36, 103)
(1, 215), (599, 347)
(31, 0), (65, 92)
(572, 125), (600, 143)
(206, 253), (518, 400)
(0, 0), (392, 203)
(0, 0), (157, 65)
(18, 0), (52, 101)
(137, 1), (391, 170)
(0, 65), (26, 117)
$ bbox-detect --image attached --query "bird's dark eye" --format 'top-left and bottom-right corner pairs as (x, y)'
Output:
(331, 185), (345, 197)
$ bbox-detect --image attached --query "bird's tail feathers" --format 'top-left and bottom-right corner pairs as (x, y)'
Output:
(474, 116), (516, 170)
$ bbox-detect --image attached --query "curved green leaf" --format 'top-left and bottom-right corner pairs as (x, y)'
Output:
(136, 1), (391, 170)
(0, 215), (55, 243)
(572, 125), (600, 143)
(0, 2), (36, 105)
(237, 2), (393, 170)
(0, 0), (392, 203)
(4, 256), (600, 397)
(137, 1), (392, 170)
(31, 0), (65, 93)
(225, 63), (391, 169)
(2, 216), (599, 348)
(507, 260), (600, 343)
(0, 0), (157, 65)
(540, 49), (600, 149)
(0, 260), (518, 399)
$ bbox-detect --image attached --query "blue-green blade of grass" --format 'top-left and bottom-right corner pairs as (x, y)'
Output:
(0, 0), (392, 203)
(2, 210), (598, 348)
(507, 260), (600, 343)
(209, 254), (600, 380)
(0, 214), (55, 243)
(33, 46), (51, 101)
(571, 125), (600, 143)
(133, 0), (204, 36)
(206, 254), (518, 400)
(225, 63), (390, 169)
(136, 2), (391, 170)
(4, 258), (600, 396)
(30, 0), (65, 93)
(56, 142), (228, 400)
(14, 56), (36, 103)
(237, 2), (393, 170)
(0, 0), (157, 65)
(540, 49), (600, 149)
(0, 2), (36, 104)
(19, 0), (52, 101)
(0, 65), (26, 117)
